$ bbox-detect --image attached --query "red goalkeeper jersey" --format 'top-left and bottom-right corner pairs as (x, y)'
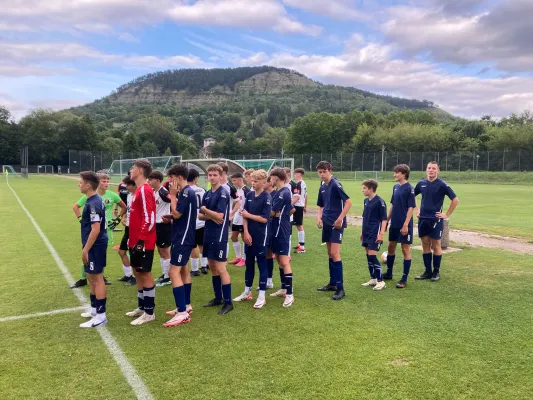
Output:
(128, 183), (156, 250)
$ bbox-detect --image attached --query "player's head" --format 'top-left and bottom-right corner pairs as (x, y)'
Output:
(131, 159), (152, 180)
(167, 163), (189, 184)
(269, 167), (286, 188)
(393, 164), (410, 181)
(217, 162), (229, 179)
(294, 168), (304, 181)
(79, 171), (99, 194)
(316, 161), (333, 181)
(265, 175), (273, 191)
(283, 167), (292, 183)
(251, 169), (267, 192)
(231, 172), (244, 188)
(187, 168), (200, 185)
(148, 170), (164, 189)
(362, 179), (378, 196)
(244, 169), (255, 185)
(124, 177), (136, 193)
(96, 172), (110, 191)
(426, 161), (440, 180)
(207, 164), (223, 186)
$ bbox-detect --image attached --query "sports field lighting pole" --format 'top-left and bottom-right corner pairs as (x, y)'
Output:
(309, 156), (313, 171)
(476, 154), (480, 181)
(381, 145), (385, 172)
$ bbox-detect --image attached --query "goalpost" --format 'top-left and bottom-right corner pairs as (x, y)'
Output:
(2, 165), (17, 177)
(354, 171), (379, 181)
(234, 158), (295, 178)
(108, 156), (182, 177)
(37, 165), (54, 174)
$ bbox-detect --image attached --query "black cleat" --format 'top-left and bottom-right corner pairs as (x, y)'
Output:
(156, 274), (165, 282)
(104, 276), (112, 285)
(415, 272), (433, 280)
(203, 298), (224, 307)
(191, 270), (201, 277)
(332, 289), (345, 300)
(125, 276), (137, 286)
(200, 267), (208, 275)
(70, 279), (87, 288)
(383, 273), (393, 281)
(218, 303), (234, 315)
(396, 281), (407, 288)
(117, 275), (130, 282)
(317, 283), (337, 292)
(431, 271), (440, 281)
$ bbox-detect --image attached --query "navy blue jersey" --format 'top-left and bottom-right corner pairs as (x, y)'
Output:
(81, 194), (108, 247)
(272, 186), (293, 240)
(317, 178), (350, 227)
(244, 191), (272, 245)
(415, 178), (457, 219)
(202, 186), (230, 243)
(390, 183), (416, 228)
(362, 195), (387, 240)
(172, 185), (197, 246)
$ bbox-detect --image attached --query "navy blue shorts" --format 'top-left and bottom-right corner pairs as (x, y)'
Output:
(203, 241), (228, 262)
(84, 245), (107, 274)
(171, 244), (193, 267)
(245, 242), (267, 257)
(388, 226), (413, 244)
(321, 223), (344, 244)
(418, 218), (443, 240)
(271, 235), (290, 256)
(362, 240), (382, 252)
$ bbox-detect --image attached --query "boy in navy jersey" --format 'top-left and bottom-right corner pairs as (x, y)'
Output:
(414, 161), (459, 281)
(361, 179), (388, 291)
(316, 162), (352, 301)
(264, 176), (276, 289)
(78, 171), (109, 328)
(199, 164), (234, 315)
(234, 170), (272, 309)
(162, 164), (197, 327)
(385, 165), (416, 288)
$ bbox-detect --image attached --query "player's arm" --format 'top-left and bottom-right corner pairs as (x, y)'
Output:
(230, 198), (240, 219)
(73, 196), (86, 221)
(242, 215), (252, 245)
(137, 186), (156, 242)
(317, 207), (323, 228)
(202, 208), (224, 223)
(437, 185), (459, 219)
(291, 193), (300, 206)
(82, 209), (101, 264)
(117, 200), (126, 217)
(168, 181), (184, 220)
(377, 199), (388, 242)
(334, 185), (352, 229)
(304, 192), (308, 212)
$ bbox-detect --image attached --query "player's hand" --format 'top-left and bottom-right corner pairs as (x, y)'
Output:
(400, 225), (409, 236)
(435, 212), (447, 219)
(169, 179), (179, 196)
(360, 233), (363, 242)
(108, 217), (121, 230)
(303, 207), (307, 214)
(384, 222), (389, 233)
(416, 208), (420, 218)
(77, 216), (82, 223)
(162, 214), (173, 223)
(317, 219), (322, 229)
(333, 218), (343, 230)
(200, 206), (207, 214)
(82, 249), (89, 265)
(244, 232), (252, 246)
(376, 234), (384, 243)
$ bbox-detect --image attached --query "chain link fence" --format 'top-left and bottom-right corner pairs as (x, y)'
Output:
(67, 150), (160, 174)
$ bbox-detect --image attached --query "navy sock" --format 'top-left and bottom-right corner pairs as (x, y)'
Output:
(222, 283), (232, 305)
(95, 297), (106, 314)
(137, 290), (145, 310)
(279, 267), (286, 289)
(433, 254), (442, 272)
(245, 256), (255, 288)
(333, 260), (343, 290)
(329, 258), (334, 285)
(386, 254), (396, 275)
(284, 273), (293, 295)
(267, 258), (274, 279)
(184, 283), (192, 305)
(369, 255), (383, 281)
(402, 259), (411, 282)
(212, 276), (222, 301)
(90, 293), (96, 309)
(423, 253), (432, 273)
(366, 255), (374, 279)
(143, 286), (155, 315)
(172, 286), (186, 313)
(257, 256), (268, 291)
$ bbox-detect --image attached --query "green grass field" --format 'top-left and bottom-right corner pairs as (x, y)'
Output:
(1, 176), (532, 400)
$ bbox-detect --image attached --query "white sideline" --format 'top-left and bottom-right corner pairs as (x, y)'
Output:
(0, 306), (86, 322)
(6, 179), (153, 400)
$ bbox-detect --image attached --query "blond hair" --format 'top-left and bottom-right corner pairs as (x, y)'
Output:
(251, 169), (267, 181)
(207, 164), (223, 174)
(244, 169), (255, 177)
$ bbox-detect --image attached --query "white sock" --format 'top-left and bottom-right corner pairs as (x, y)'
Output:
(245, 286), (251, 294)
(191, 258), (199, 272)
(90, 307), (97, 316)
(201, 257), (208, 267)
(160, 258), (164, 275)
(259, 290), (266, 299)
(298, 231), (305, 247)
(227, 242), (230, 256)
(240, 242), (246, 260)
(162, 259), (171, 278)
(94, 312), (106, 321)
(267, 278), (273, 286)
(289, 237), (292, 250)
(233, 241), (241, 258)
(123, 265), (132, 277)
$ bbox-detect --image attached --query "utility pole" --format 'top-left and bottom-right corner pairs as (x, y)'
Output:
(381, 145), (385, 172)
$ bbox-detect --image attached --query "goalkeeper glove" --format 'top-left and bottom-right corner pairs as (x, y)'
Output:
(77, 216), (82, 223)
(108, 217), (121, 230)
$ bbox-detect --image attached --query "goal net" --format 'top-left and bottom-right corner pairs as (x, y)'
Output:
(354, 171), (379, 181)
(2, 165), (17, 177)
(37, 165), (54, 174)
(234, 158), (295, 176)
(108, 156), (182, 177)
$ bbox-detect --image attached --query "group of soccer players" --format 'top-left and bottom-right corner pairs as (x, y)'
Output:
(76, 158), (458, 328)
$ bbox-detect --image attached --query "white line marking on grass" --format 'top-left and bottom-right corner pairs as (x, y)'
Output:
(0, 306), (86, 322)
(6, 180), (153, 400)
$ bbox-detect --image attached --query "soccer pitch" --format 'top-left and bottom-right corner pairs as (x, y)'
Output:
(1, 176), (532, 400)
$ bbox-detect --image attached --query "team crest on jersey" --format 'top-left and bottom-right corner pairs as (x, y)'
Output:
(104, 199), (110, 204)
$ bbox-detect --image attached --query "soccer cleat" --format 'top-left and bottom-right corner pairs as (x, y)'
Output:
(235, 259), (246, 267)
(361, 279), (377, 287)
(373, 281), (386, 291)
(191, 270), (201, 277)
(382, 273), (393, 281)
(283, 295), (295, 307)
(156, 274), (165, 282)
(166, 308), (177, 316)
(70, 279), (87, 288)
(163, 313), (190, 328)
(156, 277), (171, 287)
(125, 276), (137, 286)
(112, 245), (120, 250)
(233, 291), (253, 302)
(317, 283), (337, 291)
(117, 275), (130, 282)
(80, 311), (95, 318)
(186, 305), (193, 314)
(253, 297), (266, 309)
(270, 289), (287, 297)
(415, 272), (433, 280)
(218, 303), (234, 315)
(332, 289), (345, 300)
(431, 271), (440, 281)
(396, 281), (407, 289)
(203, 298), (223, 307)
(80, 317), (107, 328)
(256, 282), (274, 290)
(295, 246), (306, 254)
(125, 308), (144, 317)
(200, 267), (209, 275)
(104, 276), (112, 285)
(228, 257), (240, 265)
(130, 312), (155, 326)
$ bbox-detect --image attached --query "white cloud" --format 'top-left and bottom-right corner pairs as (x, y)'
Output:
(238, 52), (270, 66)
(274, 17), (322, 36)
(282, 0), (367, 21)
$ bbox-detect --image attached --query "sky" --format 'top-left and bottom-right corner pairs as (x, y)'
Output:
(1, 0), (533, 120)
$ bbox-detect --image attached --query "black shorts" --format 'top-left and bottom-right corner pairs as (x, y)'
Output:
(84, 245), (107, 274)
(130, 249), (155, 273)
(418, 218), (443, 240)
(322, 223), (344, 244)
(194, 227), (205, 247)
(362, 241), (382, 252)
(156, 223), (171, 248)
(292, 206), (304, 226)
(171, 244), (193, 267)
(232, 224), (244, 233)
(202, 241), (227, 262)
(119, 226), (129, 251)
(389, 226), (413, 244)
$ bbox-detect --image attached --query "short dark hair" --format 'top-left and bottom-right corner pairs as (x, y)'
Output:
(167, 163), (188, 179)
(270, 167), (287, 181)
(187, 169), (199, 182)
(124, 178), (135, 186)
(316, 161), (332, 171)
(148, 170), (164, 182)
(217, 162), (229, 173)
(80, 171), (99, 190)
(394, 164), (410, 180)
(294, 168), (305, 175)
(231, 172), (243, 179)
(428, 160), (440, 168)
(133, 159), (152, 178)
(362, 179), (378, 192)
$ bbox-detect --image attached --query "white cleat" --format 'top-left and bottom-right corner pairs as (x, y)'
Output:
(163, 312), (190, 328)
(165, 309), (177, 316)
(186, 305), (193, 314)
(361, 279), (377, 287)
(270, 289), (287, 297)
(283, 295), (295, 307)
(233, 291), (253, 302)
(373, 281), (386, 291)
(80, 311), (95, 319)
(253, 297), (266, 309)
(79, 317), (107, 328)
(125, 308), (144, 317)
(130, 312), (155, 326)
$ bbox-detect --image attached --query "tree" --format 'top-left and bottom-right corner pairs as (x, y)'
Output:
(122, 133), (140, 154)
(102, 137), (123, 154)
(18, 109), (61, 164)
(163, 147), (172, 156)
(141, 141), (159, 156)
(131, 114), (177, 153)
(287, 112), (350, 153)
(0, 107), (21, 164)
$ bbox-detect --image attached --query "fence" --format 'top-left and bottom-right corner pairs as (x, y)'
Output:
(67, 150), (160, 174)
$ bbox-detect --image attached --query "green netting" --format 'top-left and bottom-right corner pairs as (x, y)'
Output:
(234, 159), (294, 172)
(108, 156), (181, 176)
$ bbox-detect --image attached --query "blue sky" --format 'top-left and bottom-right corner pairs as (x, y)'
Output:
(1, 0), (532, 119)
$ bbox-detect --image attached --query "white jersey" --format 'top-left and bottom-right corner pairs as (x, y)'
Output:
(189, 184), (206, 229)
(293, 180), (307, 207)
(124, 192), (133, 227)
(154, 186), (171, 224)
(232, 187), (247, 225)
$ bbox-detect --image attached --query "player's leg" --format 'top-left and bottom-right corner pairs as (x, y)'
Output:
(80, 248), (107, 328)
(368, 245), (386, 291)
(430, 238), (442, 281)
(384, 239), (398, 280)
(416, 219), (433, 280)
(362, 246), (377, 287)
(317, 225), (336, 291)
(117, 227), (135, 285)
(396, 243), (412, 288)
(266, 248), (274, 289)
(199, 245), (208, 274)
(203, 241), (224, 307)
(254, 254), (268, 309)
(215, 257), (233, 315)
(237, 231), (246, 267)
(330, 240), (345, 300)
(71, 265), (88, 288)
(278, 254), (294, 307)
(126, 265), (146, 317)
(271, 253), (287, 297)
(229, 230), (241, 265)
(296, 224), (305, 252)
(156, 245), (171, 287)
(164, 247), (192, 327)
(190, 246), (200, 276)
(130, 251), (156, 325)
(234, 244), (254, 302)
(180, 264), (193, 313)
